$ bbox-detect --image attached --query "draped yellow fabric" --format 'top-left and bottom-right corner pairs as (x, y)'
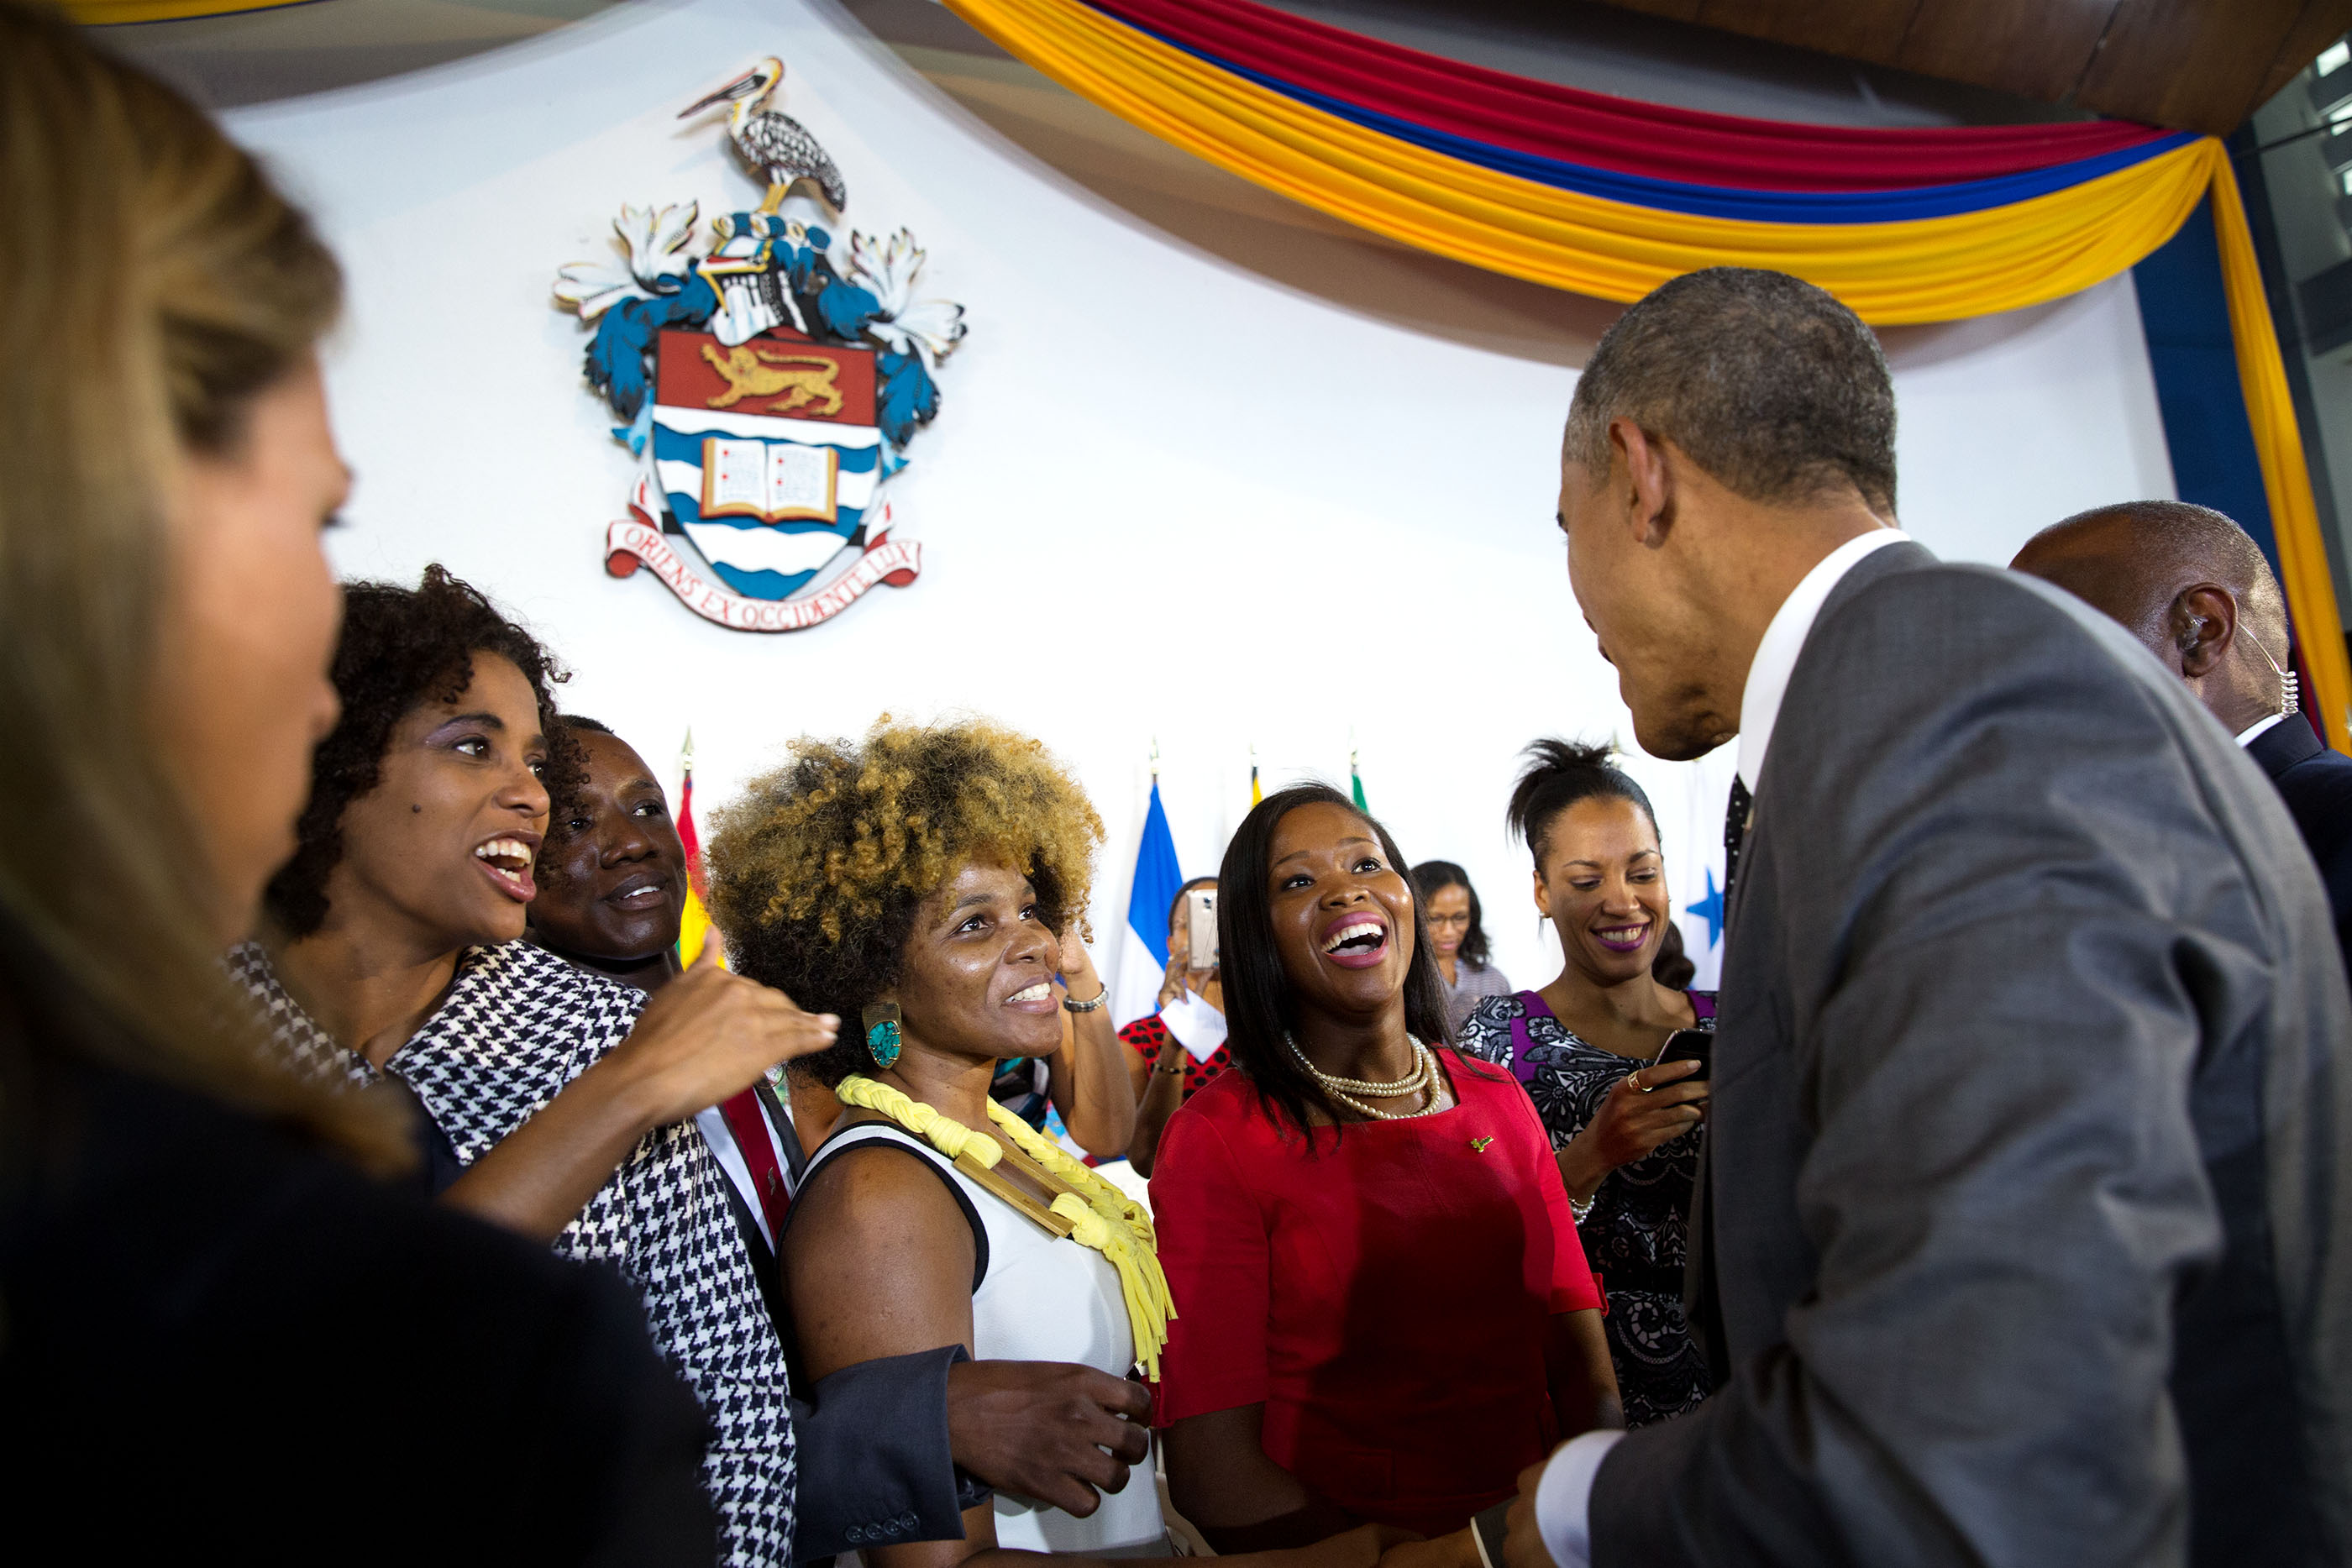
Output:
(2208, 158), (2352, 753)
(67, 0), (300, 21)
(944, 0), (2351, 752)
(943, 0), (2211, 322)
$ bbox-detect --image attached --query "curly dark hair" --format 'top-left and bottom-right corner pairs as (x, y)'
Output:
(706, 716), (1103, 1088)
(264, 564), (575, 938)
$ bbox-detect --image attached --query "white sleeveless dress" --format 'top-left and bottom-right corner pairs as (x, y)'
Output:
(803, 1122), (1168, 1556)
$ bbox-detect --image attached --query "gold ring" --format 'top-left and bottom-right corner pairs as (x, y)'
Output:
(1630, 1073), (1650, 1093)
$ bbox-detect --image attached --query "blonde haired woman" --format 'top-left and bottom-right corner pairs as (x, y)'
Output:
(0, 8), (717, 1557)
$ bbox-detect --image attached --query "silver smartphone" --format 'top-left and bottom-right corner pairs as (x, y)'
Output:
(1184, 888), (1219, 971)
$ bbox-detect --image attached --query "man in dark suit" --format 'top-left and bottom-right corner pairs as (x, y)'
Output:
(1505, 269), (2351, 1568)
(2012, 501), (2352, 973)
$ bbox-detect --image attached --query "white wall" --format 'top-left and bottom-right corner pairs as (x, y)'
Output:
(223, 0), (2176, 997)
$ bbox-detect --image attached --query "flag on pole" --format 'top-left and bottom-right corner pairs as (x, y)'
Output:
(1111, 778), (1186, 1029)
(676, 729), (720, 968)
(1250, 744), (1262, 806)
(1351, 747), (1368, 811)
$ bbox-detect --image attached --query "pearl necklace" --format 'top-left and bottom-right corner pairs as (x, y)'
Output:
(1286, 1033), (1442, 1121)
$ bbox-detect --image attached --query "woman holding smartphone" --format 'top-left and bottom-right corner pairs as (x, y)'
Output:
(1119, 877), (1228, 1176)
(1456, 740), (1713, 1427)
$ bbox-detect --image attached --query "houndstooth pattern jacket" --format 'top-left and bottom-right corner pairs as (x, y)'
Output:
(228, 940), (796, 1565)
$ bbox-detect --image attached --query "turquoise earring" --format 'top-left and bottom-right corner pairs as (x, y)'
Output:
(864, 1001), (903, 1070)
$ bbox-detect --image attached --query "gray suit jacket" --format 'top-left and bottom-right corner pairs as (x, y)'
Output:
(1590, 543), (2352, 1567)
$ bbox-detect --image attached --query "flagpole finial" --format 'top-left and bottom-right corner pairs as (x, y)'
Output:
(1150, 737), (1160, 779)
(682, 726), (696, 774)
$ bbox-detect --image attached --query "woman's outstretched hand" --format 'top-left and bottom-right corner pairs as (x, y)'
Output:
(441, 943), (837, 1244)
(1156, 949), (1189, 1012)
(1504, 1462), (1558, 1568)
(1371, 1527), (1473, 1568)
(1295, 1523), (1421, 1568)
(611, 941), (839, 1125)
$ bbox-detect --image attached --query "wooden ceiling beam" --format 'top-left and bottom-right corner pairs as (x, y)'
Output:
(1582, 0), (2352, 134)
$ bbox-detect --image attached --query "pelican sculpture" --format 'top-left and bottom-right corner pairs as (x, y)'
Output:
(680, 57), (848, 213)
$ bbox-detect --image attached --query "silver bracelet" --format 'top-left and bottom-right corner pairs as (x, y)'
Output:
(1062, 987), (1110, 1013)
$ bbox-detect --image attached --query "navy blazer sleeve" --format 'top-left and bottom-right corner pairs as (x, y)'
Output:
(2251, 721), (2352, 973)
(789, 1345), (987, 1561)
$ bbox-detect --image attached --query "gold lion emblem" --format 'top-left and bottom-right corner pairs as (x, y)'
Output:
(700, 342), (845, 417)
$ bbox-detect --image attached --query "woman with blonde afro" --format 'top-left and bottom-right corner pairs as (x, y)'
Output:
(709, 717), (1399, 1568)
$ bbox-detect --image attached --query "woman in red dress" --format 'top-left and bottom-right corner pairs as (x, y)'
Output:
(1152, 784), (1620, 1547)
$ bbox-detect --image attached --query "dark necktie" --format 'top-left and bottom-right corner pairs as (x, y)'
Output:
(1723, 776), (1754, 905)
(1693, 774), (1754, 1392)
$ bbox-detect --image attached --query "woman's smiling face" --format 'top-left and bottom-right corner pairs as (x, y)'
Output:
(890, 858), (1065, 1064)
(327, 652), (550, 952)
(1268, 800), (1416, 1025)
(1535, 794), (1670, 986)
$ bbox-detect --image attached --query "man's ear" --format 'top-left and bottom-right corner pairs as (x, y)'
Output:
(2171, 584), (2238, 679)
(1609, 417), (1674, 547)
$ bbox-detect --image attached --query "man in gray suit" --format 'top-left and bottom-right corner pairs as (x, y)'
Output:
(1505, 269), (2351, 1568)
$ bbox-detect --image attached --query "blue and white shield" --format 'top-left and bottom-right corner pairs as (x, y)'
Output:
(648, 326), (882, 599)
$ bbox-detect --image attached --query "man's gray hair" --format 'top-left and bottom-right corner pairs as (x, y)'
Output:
(1564, 268), (1898, 517)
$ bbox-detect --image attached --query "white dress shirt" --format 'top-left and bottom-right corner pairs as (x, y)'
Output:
(1535, 524), (1911, 1568)
(695, 1096), (798, 1250)
(2236, 711), (2287, 748)
(1736, 527), (1914, 792)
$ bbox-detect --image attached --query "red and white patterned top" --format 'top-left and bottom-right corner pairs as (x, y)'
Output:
(1119, 1011), (1231, 1099)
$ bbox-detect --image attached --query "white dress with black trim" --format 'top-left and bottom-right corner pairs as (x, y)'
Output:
(796, 1120), (1168, 1556)
(228, 940), (796, 1566)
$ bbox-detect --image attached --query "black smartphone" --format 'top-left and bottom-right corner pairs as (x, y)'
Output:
(1646, 1027), (1711, 1082)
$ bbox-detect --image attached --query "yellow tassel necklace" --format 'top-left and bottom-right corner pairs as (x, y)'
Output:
(833, 1072), (1176, 1380)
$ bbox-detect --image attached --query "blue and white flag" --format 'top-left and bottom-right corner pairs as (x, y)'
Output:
(1111, 781), (1186, 1030)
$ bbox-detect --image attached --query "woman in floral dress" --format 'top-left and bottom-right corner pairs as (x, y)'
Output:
(1459, 740), (1714, 1426)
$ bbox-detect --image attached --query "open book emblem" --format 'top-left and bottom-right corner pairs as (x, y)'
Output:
(553, 53), (965, 632)
(701, 436), (837, 523)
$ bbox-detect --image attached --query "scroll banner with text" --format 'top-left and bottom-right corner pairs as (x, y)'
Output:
(942, 0), (2352, 753)
(605, 519), (920, 633)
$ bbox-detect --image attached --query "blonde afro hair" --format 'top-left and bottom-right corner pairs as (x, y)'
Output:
(706, 715), (1103, 1086)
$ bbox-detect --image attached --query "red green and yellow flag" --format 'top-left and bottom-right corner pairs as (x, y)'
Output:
(676, 731), (720, 968)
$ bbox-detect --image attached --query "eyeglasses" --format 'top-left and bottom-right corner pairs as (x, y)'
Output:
(1425, 911), (1473, 928)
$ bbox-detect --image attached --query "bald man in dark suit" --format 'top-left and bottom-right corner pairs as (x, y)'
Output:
(2013, 501), (2352, 974)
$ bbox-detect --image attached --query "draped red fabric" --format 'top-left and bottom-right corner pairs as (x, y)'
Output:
(1086, 0), (2167, 192)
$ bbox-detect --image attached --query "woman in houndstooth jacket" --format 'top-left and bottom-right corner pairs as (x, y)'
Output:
(235, 566), (837, 1565)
